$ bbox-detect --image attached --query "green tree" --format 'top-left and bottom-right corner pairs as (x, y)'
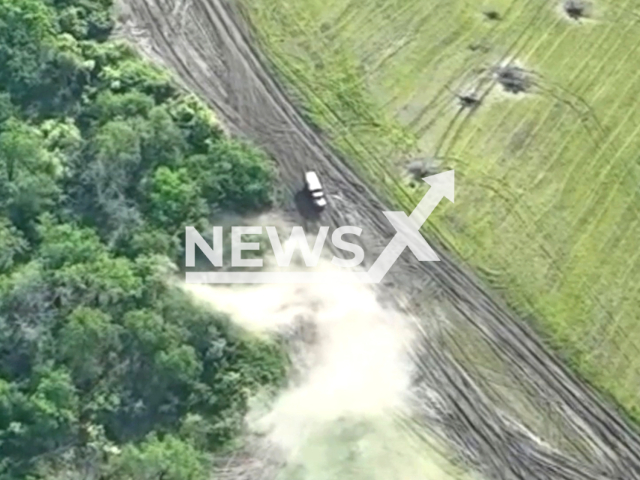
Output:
(35, 219), (142, 313)
(108, 434), (207, 480)
(0, 92), (16, 124)
(0, 218), (28, 272)
(0, 261), (56, 380)
(98, 56), (175, 103)
(119, 308), (201, 405)
(0, 0), (54, 100)
(145, 166), (208, 232)
(125, 226), (176, 259)
(88, 90), (156, 126)
(32, 33), (94, 115)
(0, 119), (63, 231)
(0, 368), (79, 476)
(75, 118), (146, 241)
(40, 117), (82, 164)
(140, 106), (187, 169)
(188, 138), (275, 211)
(37, 216), (107, 269)
(57, 307), (121, 390)
(51, 254), (142, 313)
(88, 118), (143, 201)
(54, 0), (114, 41)
(168, 94), (224, 154)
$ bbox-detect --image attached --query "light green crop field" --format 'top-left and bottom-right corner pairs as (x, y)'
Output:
(241, 0), (640, 419)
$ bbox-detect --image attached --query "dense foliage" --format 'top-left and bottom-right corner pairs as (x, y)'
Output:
(0, 0), (285, 478)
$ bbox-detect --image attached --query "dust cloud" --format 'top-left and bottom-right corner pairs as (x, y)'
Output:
(182, 258), (479, 480)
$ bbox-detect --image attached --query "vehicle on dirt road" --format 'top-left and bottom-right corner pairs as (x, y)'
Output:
(304, 171), (327, 211)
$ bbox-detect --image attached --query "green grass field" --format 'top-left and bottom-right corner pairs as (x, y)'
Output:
(241, 0), (640, 420)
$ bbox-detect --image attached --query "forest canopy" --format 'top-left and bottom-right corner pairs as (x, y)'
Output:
(0, 0), (286, 478)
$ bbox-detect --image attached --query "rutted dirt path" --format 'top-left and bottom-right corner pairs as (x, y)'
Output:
(116, 1), (640, 479)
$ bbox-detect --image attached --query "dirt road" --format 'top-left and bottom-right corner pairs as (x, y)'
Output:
(116, 1), (640, 478)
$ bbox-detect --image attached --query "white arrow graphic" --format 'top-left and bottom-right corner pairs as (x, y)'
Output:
(364, 170), (454, 283)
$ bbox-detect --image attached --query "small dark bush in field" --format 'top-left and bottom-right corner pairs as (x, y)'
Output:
(468, 43), (490, 53)
(494, 65), (532, 94)
(483, 10), (501, 20)
(564, 0), (589, 20)
(457, 93), (481, 108)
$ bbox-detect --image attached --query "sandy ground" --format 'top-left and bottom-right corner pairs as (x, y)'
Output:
(182, 270), (478, 480)
(115, 1), (640, 479)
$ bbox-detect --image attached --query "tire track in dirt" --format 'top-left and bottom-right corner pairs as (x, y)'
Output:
(116, 1), (640, 478)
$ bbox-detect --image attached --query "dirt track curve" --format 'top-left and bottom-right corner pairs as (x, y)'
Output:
(116, 1), (640, 479)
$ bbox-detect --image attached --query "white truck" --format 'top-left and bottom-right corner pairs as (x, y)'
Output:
(304, 171), (327, 211)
